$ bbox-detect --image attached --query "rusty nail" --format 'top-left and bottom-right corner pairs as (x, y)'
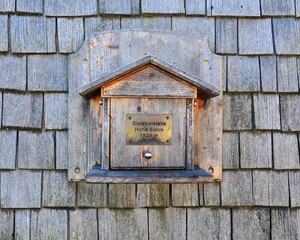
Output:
(166, 116), (169, 120)
(83, 59), (88, 64)
(129, 116), (132, 120)
(74, 167), (80, 174)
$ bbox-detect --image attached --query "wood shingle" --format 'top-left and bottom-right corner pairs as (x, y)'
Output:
(100, 0), (139, 15)
(261, 0), (295, 16)
(77, 183), (107, 208)
(0, 130), (16, 169)
(260, 56), (277, 92)
(171, 184), (199, 207)
(17, 0), (43, 14)
(0, 15), (8, 52)
(142, 0), (185, 14)
(222, 132), (239, 169)
(216, 18), (237, 54)
(109, 184), (136, 208)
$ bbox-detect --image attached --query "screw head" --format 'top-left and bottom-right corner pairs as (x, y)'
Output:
(204, 60), (209, 65)
(83, 59), (88, 64)
(144, 152), (152, 159)
(99, 100), (103, 106)
(74, 167), (80, 174)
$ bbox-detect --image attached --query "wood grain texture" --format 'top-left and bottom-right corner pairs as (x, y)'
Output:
(0, 131), (16, 169)
(11, 16), (55, 53)
(109, 184), (136, 208)
(216, 18), (237, 54)
(137, 184), (169, 207)
(238, 18), (273, 55)
(0, 0), (15, 12)
(223, 94), (252, 130)
(188, 208), (231, 239)
(289, 171), (300, 207)
(261, 0), (295, 16)
(171, 184), (199, 207)
(185, 0), (206, 15)
(186, 99), (194, 170)
(253, 94), (281, 130)
(149, 208), (186, 239)
(85, 17), (120, 36)
(232, 209), (270, 240)
(101, 98), (109, 170)
(0, 210), (14, 239)
(228, 56), (260, 92)
(204, 182), (220, 206)
(142, 0), (185, 14)
(260, 56), (277, 92)
(240, 132), (272, 169)
(70, 209), (98, 240)
(121, 17), (171, 30)
(0, 15), (8, 52)
(273, 18), (300, 55)
(0, 92), (1, 125)
(98, 209), (148, 240)
(0, 55), (26, 90)
(100, 0), (139, 15)
(273, 133), (300, 170)
(277, 57), (299, 92)
(58, 18), (84, 53)
(272, 209), (300, 240)
(28, 54), (68, 92)
(45, 0), (97, 16)
(1, 171), (41, 208)
(207, 0), (260, 16)
(43, 171), (75, 207)
(221, 171), (253, 206)
(222, 132), (239, 169)
(56, 131), (68, 169)
(18, 131), (54, 169)
(281, 95), (300, 131)
(44, 93), (68, 130)
(17, 0), (43, 14)
(297, 0), (300, 17)
(77, 182), (107, 207)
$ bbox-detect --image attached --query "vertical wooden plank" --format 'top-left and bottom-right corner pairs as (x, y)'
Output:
(186, 99), (194, 170)
(108, 184), (136, 208)
(101, 98), (110, 170)
(171, 183), (199, 207)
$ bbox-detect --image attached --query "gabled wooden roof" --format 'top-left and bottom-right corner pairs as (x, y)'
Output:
(78, 55), (220, 99)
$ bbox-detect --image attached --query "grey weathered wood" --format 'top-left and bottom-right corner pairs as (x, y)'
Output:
(0, 92), (1, 125)
(207, 0), (260, 16)
(260, 56), (277, 92)
(101, 98), (110, 170)
(15, 210), (30, 239)
(185, 0), (206, 15)
(0, 131), (16, 169)
(58, 18), (84, 54)
(216, 18), (237, 54)
(0, 0), (15, 12)
(171, 183), (199, 207)
(0, 210), (14, 239)
(253, 94), (281, 130)
(273, 133), (300, 169)
(272, 209), (300, 240)
(44, 93), (68, 130)
(70, 209), (98, 240)
(204, 182), (220, 206)
(186, 99), (194, 170)
(273, 18), (300, 55)
(17, 0), (43, 14)
(43, 171), (75, 207)
(85, 17), (120, 36)
(138, 184), (169, 207)
(198, 183), (204, 206)
(261, 0), (295, 16)
(228, 56), (260, 92)
(98, 209), (148, 240)
(121, 17), (171, 30)
(18, 131), (54, 169)
(222, 132), (239, 169)
(11, 16), (56, 53)
(297, 0), (300, 17)
(252, 170), (269, 206)
(142, 0), (185, 14)
(100, 0), (139, 15)
(45, 0), (97, 16)
(188, 208), (231, 239)
(0, 55), (26, 90)
(102, 67), (196, 98)
(240, 132), (272, 169)
(232, 209), (270, 240)
(77, 182), (107, 207)
(56, 131), (68, 169)
(0, 15), (8, 52)
(28, 54), (68, 92)
(280, 95), (300, 131)
(289, 171), (300, 208)
(221, 171), (253, 206)
(277, 57), (298, 92)
(223, 94), (252, 130)
(1, 171), (41, 208)
(238, 18), (273, 55)
(109, 184), (136, 208)
(149, 208), (186, 239)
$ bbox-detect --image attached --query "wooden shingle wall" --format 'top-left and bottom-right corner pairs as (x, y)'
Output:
(0, 0), (299, 239)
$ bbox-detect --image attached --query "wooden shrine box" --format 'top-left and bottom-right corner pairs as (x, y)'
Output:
(68, 30), (224, 183)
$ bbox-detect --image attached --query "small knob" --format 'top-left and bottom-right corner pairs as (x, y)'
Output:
(144, 152), (152, 159)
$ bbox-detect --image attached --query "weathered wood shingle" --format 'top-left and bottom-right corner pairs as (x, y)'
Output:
(203, 182), (220, 206)
(0, 15), (8, 52)
(172, 184), (199, 207)
(297, 0), (300, 17)
(100, 0), (139, 15)
(28, 54), (68, 92)
(11, 16), (56, 53)
(56, 131), (68, 169)
(58, 18), (84, 53)
(18, 131), (54, 169)
(261, 0), (295, 16)
(45, 0), (97, 16)
(0, 55), (26, 90)
(3, 93), (42, 129)
(260, 56), (277, 92)
(17, 0), (43, 14)
(0, 210), (14, 239)
(138, 184), (169, 207)
(77, 182), (107, 207)
(121, 17), (171, 30)
(109, 184), (136, 208)
(185, 0), (206, 15)
(0, 0), (15, 12)
(0, 92), (2, 125)
(277, 57), (299, 92)
(142, 0), (185, 14)
(216, 18), (237, 54)
(85, 17), (120, 36)
(0, 130), (16, 169)
(281, 95), (300, 131)
(223, 132), (239, 169)
(1, 171), (41, 208)
(238, 18), (273, 55)
(289, 171), (300, 208)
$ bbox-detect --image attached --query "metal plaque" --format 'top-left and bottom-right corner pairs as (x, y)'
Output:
(126, 114), (172, 145)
